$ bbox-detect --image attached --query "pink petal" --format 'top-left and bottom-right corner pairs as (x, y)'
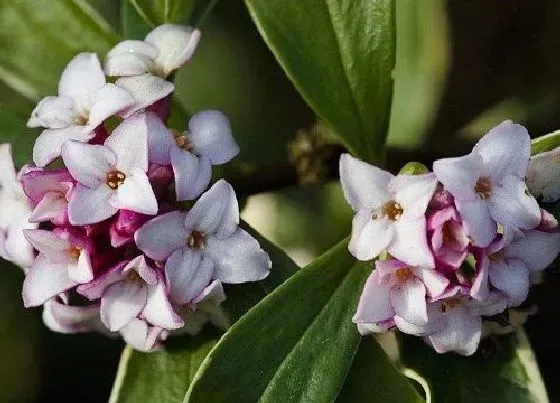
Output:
(29, 192), (67, 223)
(389, 218), (434, 268)
(23, 229), (70, 263)
(339, 153), (392, 211)
(433, 152), (482, 201)
(68, 184), (118, 225)
(100, 281), (147, 331)
(20, 168), (73, 204)
(390, 173), (438, 219)
(142, 273), (184, 329)
(456, 198), (496, 247)
(58, 53), (106, 112)
(171, 148), (212, 201)
(135, 210), (188, 261)
(33, 126), (94, 167)
(78, 262), (127, 300)
(187, 110), (239, 164)
(349, 210), (393, 261)
(426, 207), (457, 231)
(122, 256), (157, 286)
(352, 271), (394, 324)
(112, 168), (157, 215)
(489, 258), (529, 307)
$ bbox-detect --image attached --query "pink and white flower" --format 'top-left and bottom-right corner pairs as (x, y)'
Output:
(427, 206), (469, 271)
(147, 111), (239, 200)
(27, 53), (134, 167)
(433, 121), (540, 247)
(61, 114), (158, 225)
(339, 153), (437, 267)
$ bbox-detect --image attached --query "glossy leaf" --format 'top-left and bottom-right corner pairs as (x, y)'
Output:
(129, 0), (194, 27)
(186, 239), (419, 403)
(245, 0), (396, 163)
(398, 329), (548, 403)
(531, 129), (560, 155)
(109, 224), (298, 403)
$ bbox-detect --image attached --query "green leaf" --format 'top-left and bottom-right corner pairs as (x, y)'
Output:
(245, 0), (396, 163)
(398, 329), (548, 403)
(337, 337), (424, 402)
(531, 129), (560, 155)
(129, 0), (194, 27)
(109, 225), (298, 403)
(186, 239), (418, 402)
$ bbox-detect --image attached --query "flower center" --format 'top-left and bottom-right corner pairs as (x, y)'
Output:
(127, 270), (144, 285)
(187, 230), (207, 250)
(474, 177), (492, 199)
(106, 170), (126, 190)
(374, 201), (404, 221)
(175, 135), (194, 151)
(440, 298), (461, 313)
(68, 246), (81, 259)
(395, 267), (412, 283)
(73, 113), (89, 126)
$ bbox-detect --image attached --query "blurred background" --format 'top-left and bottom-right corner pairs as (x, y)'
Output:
(1, 0), (560, 401)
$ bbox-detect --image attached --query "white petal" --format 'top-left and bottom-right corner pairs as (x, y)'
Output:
(471, 254), (489, 301)
(489, 175), (541, 232)
(100, 281), (147, 331)
(205, 228), (271, 284)
(104, 40), (157, 76)
(505, 230), (560, 272)
(135, 211), (188, 261)
(33, 126), (94, 167)
(142, 275), (184, 329)
(22, 254), (77, 307)
(116, 74), (174, 117)
(58, 53), (106, 112)
(455, 198), (496, 247)
(475, 120), (531, 180)
(489, 259), (530, 307)
(413, 268), (449, 298)
(389, 218), (434, 268)
(67, 250), (94, 283)
(61, 141), (116, 187)
(187, 110), (239, 164)
(339, 153), (392, 211)
(147, 112), (175, 164)
(68, 184), (118, 225)
(348, 210), (393, 261)
(42, 300), (102, 334)
(184, 179), (239, 238)
(391, 173), (437, 219)
(433, 152), (481, 201)
(86, 83), (134, 129)
(467, 291), (508, 316)
(29, 191), (68, 223)
(0, 144), (17, 187)
(112, 168), (157, 215)
(105, 114), (149, 173)
(27, 96), (76, 128)
(171, 148), (212, 201)
(145, 24), (201, 76)
(390, 277), (428, 326)
(527, 147), (560, 202)
(352, 271), (394, 324)
(23, 229), (70, 263)
(428, 304), (482, 356)
(165, 248), (211, 305)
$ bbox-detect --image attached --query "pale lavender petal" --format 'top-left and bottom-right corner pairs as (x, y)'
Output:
(353, 271), (394, 324)
(68, 184), (118, 225)
(413, 267), (449, 298)
(192, 279), (226, 305)
(187, 110), (239, 164)
(433, 152), (482, 201)
(100, 281), (147, 331)
(29, 192), (67, 223)
(66, 250), (94, 283)
(467, 291), (508, 316)
(390, 173), (437, 219)
(42, 300), (103, 334)
(389, 218), (434, 268)
(104, 40), (157, 76)
(456, 198), (496, 247)
(23, 229), (70, 263)
(428, 304), (482, 356)
(87, 83), (134, 129)
(390, 277), (428, 325)
(22, 254), (77, 307)
(165, 248), (209, 305)
(116, 74), (174, 117)
(349, 210), (393, 261)
(505, 230), (560, 272)
(357, 319), (395, 335)
(142, 274), (184, 329)
(27, 96), (76, 128)
(527, 147), (560, 202)
(33, 126), (94, 167)
(489, 258), (530, 307)
(471, 252), (489, 301)
(171, 148), (212, 201)
(475, 120), (531, 180)
(112, 168), (157, 215)
(184, 179), (239, 238)
(205, 228), (270, 284)
(339, 153), (392, 211)
(122, 255), (157, 286)
(135, 211), (188, 261)
(61, 141), (116, 187)
(146, 112), (175, 164)
(77, 263), (127, 300)
(58, 53), (106, 112)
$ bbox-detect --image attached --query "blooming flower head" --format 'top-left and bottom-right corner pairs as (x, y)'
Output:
(340, 153), (437, 267)
(433, 121), (540, 246)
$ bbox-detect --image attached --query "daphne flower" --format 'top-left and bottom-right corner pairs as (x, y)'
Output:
(433, 121), (540, 247)
(27, 53), (134, 167)
(473, 230), (560, 307)
(427, 206), (469, 270)
(61, 114), (158, 225)
(105, 24), (201, 116)
(353, 259), (449, 334)
(136, 180), (271, 291)
(78, 256), (183, 332)
(147, 111), (239, 200)
(0, 144), (37, 269)
(120, 318), (168, 352)
(20, 168), (74, 225)
(526, 146), (560, 202)
(22, 228), (94, 307)
(339, 154), (437, 267)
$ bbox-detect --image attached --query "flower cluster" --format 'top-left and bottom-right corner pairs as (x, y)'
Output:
(2, 24), (271, 352)
(341, 121), (560, 355)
